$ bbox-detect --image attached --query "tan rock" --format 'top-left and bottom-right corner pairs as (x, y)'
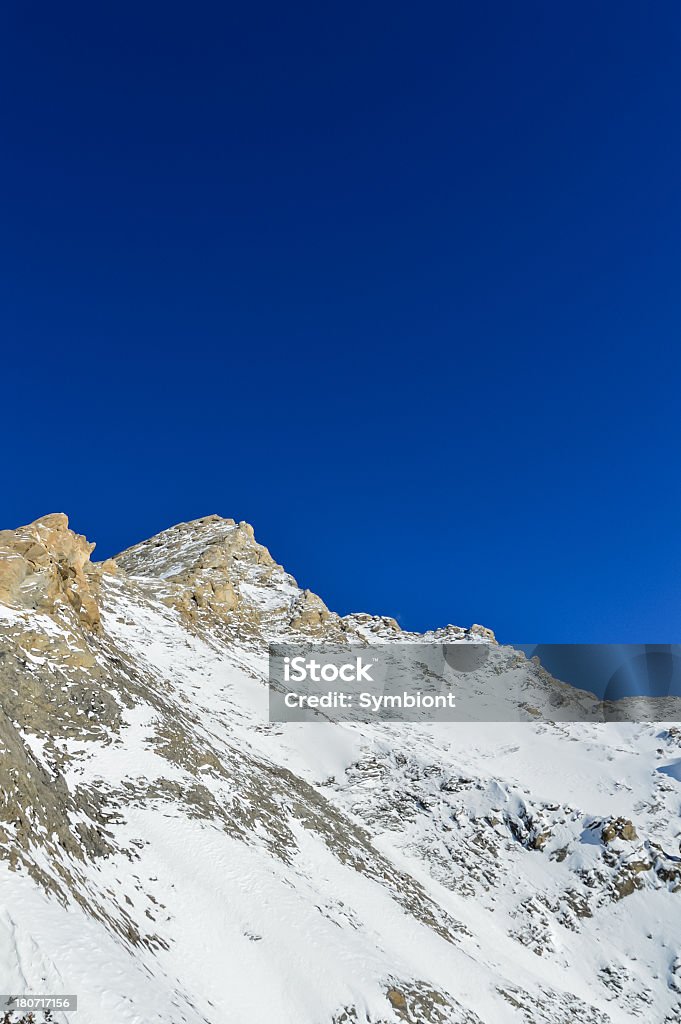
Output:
(290, 589), (331, 631)
(469, 624), (496, 641)
(0, 551), (28, 604)
(228, 522), (275, 566)
(0, 513), (100, 628)
(198, 546), (231, 570)
(211, 580), (239, 611)
(602, 817), (638, 844)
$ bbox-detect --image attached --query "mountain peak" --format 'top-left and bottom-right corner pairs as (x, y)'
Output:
(1, 512), (680, 1022)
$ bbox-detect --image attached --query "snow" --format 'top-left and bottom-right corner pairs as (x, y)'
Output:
(1, 520), (680, 1023)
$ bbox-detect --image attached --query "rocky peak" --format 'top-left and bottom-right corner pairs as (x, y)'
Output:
(113, 515), (289, 628)
(115, 515), (275, 577)
(0, 512), (101, 628)
(112, 514), (359, 638)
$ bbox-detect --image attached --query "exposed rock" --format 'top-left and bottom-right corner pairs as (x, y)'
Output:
(387, 989), (407, 1011)
(289, 588), (332, 631)
(468, 624), (496, 641)
(0, 513), (100, 628)
(0, 552), (27, 603)
(169, 574), (239, 621)
(602, 817), (638, 844)
(342, 612), (402, 635)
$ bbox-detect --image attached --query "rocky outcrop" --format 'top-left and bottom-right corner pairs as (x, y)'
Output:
(168, 573), (239, 621)
(601, 817), (638, 844)
(115, 517), (283, 625)
(468, 624), (496, 641)
(289, 588), (332, 631)
(115, 516), (276, 579)
(0, 513), (101, 628)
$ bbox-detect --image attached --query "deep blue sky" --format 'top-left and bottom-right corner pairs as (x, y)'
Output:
(1, 3), (680, 641)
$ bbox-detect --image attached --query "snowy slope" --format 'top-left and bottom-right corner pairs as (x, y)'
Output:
(0, 514), (680, 1024)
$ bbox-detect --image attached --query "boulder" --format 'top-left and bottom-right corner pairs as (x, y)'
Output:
(602, 817), (638, 844)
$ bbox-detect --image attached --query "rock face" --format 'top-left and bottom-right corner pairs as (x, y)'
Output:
(0, 512), (680, 1024)
(115, 515), (350, 639)
(0, 513), (101, 628)
(289, 588), (332, 630)
(602, 817), (638, 844)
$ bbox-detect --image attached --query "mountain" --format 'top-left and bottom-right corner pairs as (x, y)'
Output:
(0, 513), (680, 1024)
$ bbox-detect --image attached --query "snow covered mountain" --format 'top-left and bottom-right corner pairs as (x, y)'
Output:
(0, 513), (680, 1024)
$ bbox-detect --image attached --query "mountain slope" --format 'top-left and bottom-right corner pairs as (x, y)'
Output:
(0, 514), (680, 1023)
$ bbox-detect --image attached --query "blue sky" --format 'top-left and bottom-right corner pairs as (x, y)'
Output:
(1, 2), (680, 641)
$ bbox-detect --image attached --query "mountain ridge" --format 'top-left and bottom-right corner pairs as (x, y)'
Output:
(0, 513), (680, 1023)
